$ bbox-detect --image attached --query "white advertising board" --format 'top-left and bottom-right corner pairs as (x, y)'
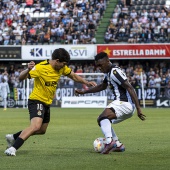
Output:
(22, 45), (96, 60)
(61, 96), (107, 108)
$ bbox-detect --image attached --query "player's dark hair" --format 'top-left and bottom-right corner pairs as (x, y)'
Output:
(94, 52), (108, 61)
(52, 48), (70, 63)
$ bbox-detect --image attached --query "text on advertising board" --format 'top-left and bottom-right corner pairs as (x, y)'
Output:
(97, 44), (170, 59)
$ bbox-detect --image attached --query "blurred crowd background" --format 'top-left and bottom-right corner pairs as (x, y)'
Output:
(0, 0), (170, 97)
(0, 0), (169, 45)
(1, 60), (170, 98)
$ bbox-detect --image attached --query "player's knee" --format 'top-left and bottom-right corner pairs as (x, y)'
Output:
(39, 129), (46, 134)
(97, 116), (111, 126)
(31, 125), (41, 133)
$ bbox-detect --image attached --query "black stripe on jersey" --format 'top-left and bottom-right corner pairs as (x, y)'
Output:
(108, 65), (129, 102)
(65, 70), (72, 76)
(103, 76), (108, 84)
(109, 79), (128, 102)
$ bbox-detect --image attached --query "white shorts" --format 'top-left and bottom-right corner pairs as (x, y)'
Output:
(106, 100), (135, 124)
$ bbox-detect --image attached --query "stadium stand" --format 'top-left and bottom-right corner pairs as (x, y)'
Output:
(0, 0), (170, 89)
(104, 0), (170, 43)
(0, 0), (108, 45)
(1, 0), (169, 44)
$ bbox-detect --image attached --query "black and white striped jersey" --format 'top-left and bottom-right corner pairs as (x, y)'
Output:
(103, 65), (134, 103)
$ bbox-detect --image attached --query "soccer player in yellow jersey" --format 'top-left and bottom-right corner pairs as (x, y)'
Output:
(4, 48), (97, 156)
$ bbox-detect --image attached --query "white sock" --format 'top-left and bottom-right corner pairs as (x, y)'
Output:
(100, 119), (112, 144)
(111, 127), (118, 141)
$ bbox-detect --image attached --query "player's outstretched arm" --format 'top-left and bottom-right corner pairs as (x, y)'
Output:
(19, 61), (35, 81)
(122, 80), (146, 121)
(75, 83), (107, 96)
(67, 71), (97, 87)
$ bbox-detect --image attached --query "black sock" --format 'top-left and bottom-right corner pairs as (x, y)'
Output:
(13, 131), (22, 140)
(13, 137), (24, 150)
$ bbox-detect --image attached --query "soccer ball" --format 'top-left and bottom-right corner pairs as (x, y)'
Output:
(93, 137), (106, 153)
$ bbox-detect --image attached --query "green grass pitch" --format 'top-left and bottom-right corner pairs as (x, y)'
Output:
(0, 107), (170, 170)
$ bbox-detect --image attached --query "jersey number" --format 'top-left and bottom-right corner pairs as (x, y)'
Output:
(37, 104), (43, 110)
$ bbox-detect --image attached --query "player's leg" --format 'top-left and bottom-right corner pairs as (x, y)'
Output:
(109, 100), (135, 152)
(3, 97), (7, 110)
(34, 105), (50, 135)
(5, 106), (50, 148)
(4, 100), (46, 156)
(111, 127), (125, 152)
(4, 117), (43, 156)
(97, 108), (117, 154)
(2, 93), (7, 110)
(111, 127), (118, 141)
(6, 131), (22, 148)
(6, 123), (49, 148)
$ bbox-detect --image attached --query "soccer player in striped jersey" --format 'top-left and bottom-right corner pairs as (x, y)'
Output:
(75, 52), (146, 154)
(4, 48), (97, 156)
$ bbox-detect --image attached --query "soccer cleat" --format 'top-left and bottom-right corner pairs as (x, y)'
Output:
(101, 140), (117, 154)
(4, 147), (16, 156)
(3, 108), (7, 111)
(6, 134), (15, 148)
(111, 144), (125, 152)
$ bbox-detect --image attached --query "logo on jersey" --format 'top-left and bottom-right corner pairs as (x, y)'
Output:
(45, 81), (57, 87)
(37, 110), (42, 116)
(30, 48), (43, 57)
(113, 70), (117, 74)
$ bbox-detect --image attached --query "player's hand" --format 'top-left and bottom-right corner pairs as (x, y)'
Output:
(75, 89), (85, 96)
(137, 110), (146, 121)
(86, 81), (97, 87)
(28, 61), (35, 70)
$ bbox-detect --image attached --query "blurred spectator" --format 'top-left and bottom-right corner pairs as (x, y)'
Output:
(158, 28), (167, 43)
(161, 74), (167, 97)
(3, 32), (10, 45)
(8, 65), (15, 75)
(119, 4), (128, 18)
(104, 31), (112, 43)
(125, 0), (132, 6)
(25, 0), (34, 8)
(5, 16), (13, 27)
(33, 1), (42, 13)
(30, 36), (38, 45)
(148, 76), (156, 87)
(155, 74), (161, 96)
(131, 77), (139, 88)
(167, 25), (170, 42)
(43, 26), (51, 44)
(166, 80), (170, 88)
(91, 35), (96, 44)
(0, 32), (3, 45)
(20, 11), (26, 22)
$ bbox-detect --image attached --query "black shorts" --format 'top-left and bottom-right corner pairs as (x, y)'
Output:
(28, 99), (50, 123)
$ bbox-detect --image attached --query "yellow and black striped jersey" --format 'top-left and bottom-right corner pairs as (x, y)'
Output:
(29, 60), (71, 105)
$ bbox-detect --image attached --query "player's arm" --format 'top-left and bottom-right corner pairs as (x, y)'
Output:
(75, 82), (107, 96)
(67, 71), (97, 87)
(121, 80), (146, 121)
(19, 61), (35, 81)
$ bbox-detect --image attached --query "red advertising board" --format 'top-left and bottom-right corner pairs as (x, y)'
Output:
(97, 44), (170, 59)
